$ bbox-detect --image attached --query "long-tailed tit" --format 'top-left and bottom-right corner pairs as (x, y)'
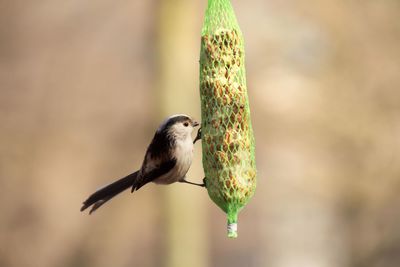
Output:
(81, 114), (204, 214)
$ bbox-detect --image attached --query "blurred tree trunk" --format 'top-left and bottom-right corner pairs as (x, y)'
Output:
(156, 1), (207, 267)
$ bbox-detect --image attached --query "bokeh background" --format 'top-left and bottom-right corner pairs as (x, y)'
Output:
(1, 0), (400, 267)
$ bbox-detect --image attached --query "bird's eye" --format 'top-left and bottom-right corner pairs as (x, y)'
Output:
(183, 122), (189, 127)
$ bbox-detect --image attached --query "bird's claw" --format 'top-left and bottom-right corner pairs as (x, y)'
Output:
(202, 177), (207, 188)
(193, 127), (202, 144)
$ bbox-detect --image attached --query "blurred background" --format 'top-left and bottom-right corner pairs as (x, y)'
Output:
(1, 0), (400, 266)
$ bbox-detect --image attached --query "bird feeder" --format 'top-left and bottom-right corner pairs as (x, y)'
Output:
(199, 0), (257, 238)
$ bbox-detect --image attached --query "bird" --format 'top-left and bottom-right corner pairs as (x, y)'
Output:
(80, 114), (204, 214)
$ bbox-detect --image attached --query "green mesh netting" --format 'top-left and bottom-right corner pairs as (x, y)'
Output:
(199, 0), (257, 238)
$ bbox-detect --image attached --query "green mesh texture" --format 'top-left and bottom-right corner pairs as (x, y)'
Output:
(199, 0), (257, 238)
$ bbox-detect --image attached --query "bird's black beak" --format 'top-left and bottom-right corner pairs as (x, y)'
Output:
(193, 121), (200, 127)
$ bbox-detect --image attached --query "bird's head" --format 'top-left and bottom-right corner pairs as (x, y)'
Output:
(159, 114), (199, 141)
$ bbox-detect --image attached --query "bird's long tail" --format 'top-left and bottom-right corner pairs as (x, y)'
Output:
(80, 171), (139, 214)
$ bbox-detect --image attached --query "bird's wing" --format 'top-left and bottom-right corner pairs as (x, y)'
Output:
(132, 128), (176, 192)
(132, 157), (176, 192)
